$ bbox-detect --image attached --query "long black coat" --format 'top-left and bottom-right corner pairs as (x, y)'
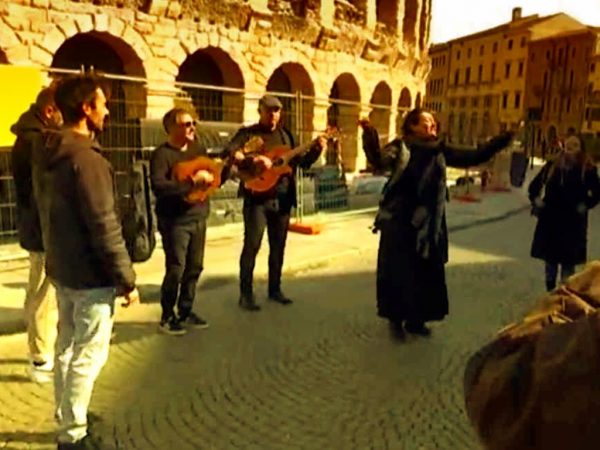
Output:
(529, 159), (600, 265)
(362, 129), (512, 324)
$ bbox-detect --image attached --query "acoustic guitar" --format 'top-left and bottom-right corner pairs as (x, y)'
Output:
(172, 137), (265, 203)
(242, 129), (336, 194)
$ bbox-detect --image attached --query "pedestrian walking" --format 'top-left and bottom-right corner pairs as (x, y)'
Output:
(360, 108), (513, 339)
(44, 74), (137, 449)
(528, 135), (600, 291)
(10, 85), (62, 383)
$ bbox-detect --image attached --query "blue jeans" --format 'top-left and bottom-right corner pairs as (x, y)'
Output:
(53, 283), (116, 444)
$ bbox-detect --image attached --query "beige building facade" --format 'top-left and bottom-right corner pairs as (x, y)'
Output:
(0, 0), (432, 172)
(426, 7), (590, 148)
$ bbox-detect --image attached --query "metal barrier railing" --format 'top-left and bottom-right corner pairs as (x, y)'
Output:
(0, 67), (398, 243)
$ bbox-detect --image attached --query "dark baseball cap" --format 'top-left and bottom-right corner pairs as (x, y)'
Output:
(259, 94), (283, 109)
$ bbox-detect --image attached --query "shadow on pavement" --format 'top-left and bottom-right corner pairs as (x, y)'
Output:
(0, 431), (55, 445)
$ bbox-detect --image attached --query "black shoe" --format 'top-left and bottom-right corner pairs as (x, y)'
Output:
(181, 312), (209, 329)
(268, 291), (293, 305)
(405, 322), (432, 337)
(239, 294), (261, 311)
(158, 317), (187, 336)
(389, 321), (406, 340)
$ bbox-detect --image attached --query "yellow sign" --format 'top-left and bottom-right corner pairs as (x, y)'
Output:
(0, 65), (43, 148)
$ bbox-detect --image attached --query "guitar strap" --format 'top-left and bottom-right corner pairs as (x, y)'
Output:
(277, 127), (295, 148)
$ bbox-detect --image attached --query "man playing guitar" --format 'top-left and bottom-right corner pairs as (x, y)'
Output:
(223, 95), (326, 311)
(150, 108), (215, 335)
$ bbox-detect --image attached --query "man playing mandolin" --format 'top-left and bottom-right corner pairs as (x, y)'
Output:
(150, 108), (215, 335)
(223, 95), (327, 311)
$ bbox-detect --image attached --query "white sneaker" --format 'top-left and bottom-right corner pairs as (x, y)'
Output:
(29, 360), (54, 384)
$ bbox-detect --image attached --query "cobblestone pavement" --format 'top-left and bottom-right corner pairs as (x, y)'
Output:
(1, 207), (599, 450)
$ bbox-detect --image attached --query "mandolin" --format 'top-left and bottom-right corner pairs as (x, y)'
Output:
(242, 129), (336, 194)
(172, 136), (265, 203)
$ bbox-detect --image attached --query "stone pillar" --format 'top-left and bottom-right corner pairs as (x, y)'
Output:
(145, 79), (178, 119)
(320, 0), (335, 28)
(365, 0), (377, 31)
(243, 92), (260, 126)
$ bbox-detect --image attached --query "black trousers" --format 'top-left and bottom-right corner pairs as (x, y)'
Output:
(240, 200), (290, 296)
(158, 218), (206, 321)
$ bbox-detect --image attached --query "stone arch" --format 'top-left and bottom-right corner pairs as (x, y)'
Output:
(395, 87), (412, 135)
(52, 31), (147, 152)
(369, 81), (392, 141)
(415, 92), (422, 108)
(328, 73), (361, 172)
(266, 62), (315, 139)
(176, 46), (245, 123)
(403, 0), (419, 47)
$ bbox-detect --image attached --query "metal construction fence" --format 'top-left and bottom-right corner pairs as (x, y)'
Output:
(0, 67), (405, 244)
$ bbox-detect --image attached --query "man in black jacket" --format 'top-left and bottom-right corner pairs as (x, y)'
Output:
(10, 86), (62, 383)
(46, 74), (137, 449)
(223, 95), (326, 311)
(150, 108), (215, 335)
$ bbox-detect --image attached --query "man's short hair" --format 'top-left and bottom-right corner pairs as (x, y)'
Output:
(162, 107), (193, 134)
(54, 74), (107, 125)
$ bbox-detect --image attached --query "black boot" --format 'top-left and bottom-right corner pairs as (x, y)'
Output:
(268, 291), (293, 305)
(405, 321), (432, 337)
(239, 294), (261, 311)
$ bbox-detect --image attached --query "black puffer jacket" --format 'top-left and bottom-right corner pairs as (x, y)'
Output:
(10, 105), (47, 251)
(42, 130), (135, 291)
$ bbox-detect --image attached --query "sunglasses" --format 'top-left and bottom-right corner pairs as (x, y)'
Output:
(178, 120), (197, 128)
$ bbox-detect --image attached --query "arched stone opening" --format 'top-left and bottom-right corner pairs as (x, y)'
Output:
(51, 32), (147, 151)
(266, 62), (315, 143)
(403, 0), (418, 47)
(369, 81), (392, 141)
(328, 73), (361, 172)
(395, 87), (412, 135)
(176, 46), (244, 123)
(0, 49), (7, 64)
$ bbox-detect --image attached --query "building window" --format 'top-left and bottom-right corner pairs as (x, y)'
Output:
(467, 48), (472, 58)
(491, 62), (496, 81)
(502, 92), (508, 109)
(531, 52), (535, 62)
(478, 64), (483, 82)
(553, 97), (558, 112)
(505, 62), (511, 78)
(508, 39), (513, 50)
(484, 95), (492, 108)
(591, 63), (596, 73)
(450, 98), (456, 107)
(543, 71), (548, 89)
(472, 97), (479, 107)
(457, 50), (461, 60)
(558, 48), (563, 64)
(460, 97), (467, 108)
(493, 42), (498, 53)
(567, 99), (571, 113)
(570, 70), (574, 88)
(520, 36), (526, 47)
(572, 47), (576, 58)
(546, 50), (551, 60)
(518, 61), (524, 77)
(454, 69), (459, 85)
(465, 67), (471, 84)
(514, 92), (521, 109)
(479, 45), (484, 55)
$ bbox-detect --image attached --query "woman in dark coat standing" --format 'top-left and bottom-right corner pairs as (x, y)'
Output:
(529, 135), (600, 291)
(360, 109), (513, 338)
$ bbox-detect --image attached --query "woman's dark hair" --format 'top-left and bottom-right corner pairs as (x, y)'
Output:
(401, 108), (428, 137)
(54, 74), (108, 125)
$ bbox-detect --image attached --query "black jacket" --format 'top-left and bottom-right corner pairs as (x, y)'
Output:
(222, 124), (322, 213)
(10, 105), (50, 251)
(150, 141), (210, 224)
(42, 130), (135, 291)
(529, 159), (600, 264)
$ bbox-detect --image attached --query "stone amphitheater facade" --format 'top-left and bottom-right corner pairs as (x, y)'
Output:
(0, 0), (431, 171)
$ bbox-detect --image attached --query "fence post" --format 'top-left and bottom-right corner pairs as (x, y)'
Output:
(295, 90), (304, 223)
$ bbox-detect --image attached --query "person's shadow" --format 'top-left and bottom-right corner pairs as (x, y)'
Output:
(0, 431), (55, 445)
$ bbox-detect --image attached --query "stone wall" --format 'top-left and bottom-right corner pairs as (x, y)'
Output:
(0, 0), (431, 171)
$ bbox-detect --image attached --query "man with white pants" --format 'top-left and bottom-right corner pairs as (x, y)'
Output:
(44, 74), (137, 449)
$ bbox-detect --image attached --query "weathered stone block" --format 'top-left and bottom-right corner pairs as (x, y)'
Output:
(136, 10), (158, 23)
(208, 30), (220, 47)
(31, 0), (50, 8)
(7, 4), (46, 29)
(154, 18), (178, 37)
(146, 0), (169, 17)
(5, 45), (29, 64)
(0, 22), (21, 48)
(40, 26), (65, 53)
(16, 30), (41, 45)
(74, 14), (93, 33)
(166, 1), (181, 19)
(134, 21), (154, 35)
(93, 13), (109, 32)
(30, 44), (53, 66)
(108, 17), (126, 37)
(48, 0), (69, 12)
